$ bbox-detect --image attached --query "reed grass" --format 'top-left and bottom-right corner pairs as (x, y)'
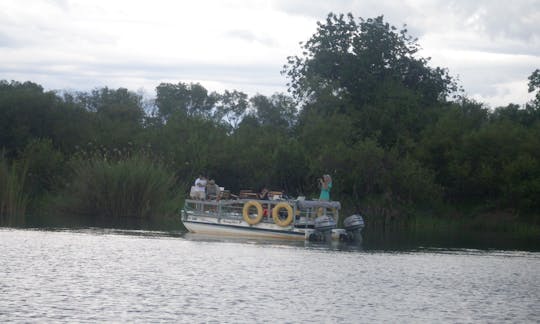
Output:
(350, 198), (540, 245)
(60, 153), (180, 226)
(403, 212), (540, 244)
(0, 154), (28, 226)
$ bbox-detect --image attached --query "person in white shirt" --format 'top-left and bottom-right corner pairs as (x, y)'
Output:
(193, 175), (207, 200)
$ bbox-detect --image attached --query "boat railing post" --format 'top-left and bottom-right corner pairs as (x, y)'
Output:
(292, 202), (297, 226)
(271, 200), (277, 224)
(268, 201), (273, 223)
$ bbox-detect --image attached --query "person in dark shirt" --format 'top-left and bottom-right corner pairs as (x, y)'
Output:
(258, 187), (269, 200)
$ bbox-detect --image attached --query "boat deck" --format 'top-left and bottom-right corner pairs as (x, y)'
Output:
(182, 198), (340, 226)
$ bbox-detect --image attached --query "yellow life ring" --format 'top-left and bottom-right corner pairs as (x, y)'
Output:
(272, 202), (294, 227)
(243, 200), (263, 225)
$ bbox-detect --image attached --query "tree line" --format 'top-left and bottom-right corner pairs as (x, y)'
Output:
(1, 13), (539, 236)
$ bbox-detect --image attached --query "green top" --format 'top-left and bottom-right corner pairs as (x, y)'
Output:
(319, 182), (332, 201)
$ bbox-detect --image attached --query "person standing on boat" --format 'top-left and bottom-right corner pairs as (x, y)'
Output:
(193, 175), (207, 200)
(319, 174), (332, 201)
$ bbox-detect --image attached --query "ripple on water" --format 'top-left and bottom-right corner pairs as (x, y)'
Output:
(1, 228), (539, 323)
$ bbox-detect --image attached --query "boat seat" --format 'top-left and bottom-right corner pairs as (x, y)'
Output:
(239, 190), (258, 199)
(269, 191), (283, 199)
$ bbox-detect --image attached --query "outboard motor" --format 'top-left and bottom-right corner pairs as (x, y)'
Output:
(306, 215), (336, 242)
(342, 214), (365, 243)
(344, 214), (365, 231)
(295, 216), (314, 229)
(314, 215), (336, 232)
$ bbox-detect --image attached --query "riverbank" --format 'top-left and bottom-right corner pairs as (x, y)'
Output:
(2, 208), (538, 251)
(359, 208), (540, 251)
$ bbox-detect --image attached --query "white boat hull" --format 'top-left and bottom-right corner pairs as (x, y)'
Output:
(183, 218), (306, 240)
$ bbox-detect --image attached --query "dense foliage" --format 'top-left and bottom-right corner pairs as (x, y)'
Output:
(54, 152), (180, 227)
(0, 14), (539, 234)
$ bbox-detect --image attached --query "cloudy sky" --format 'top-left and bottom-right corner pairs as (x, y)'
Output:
(1, 0), (539, 107)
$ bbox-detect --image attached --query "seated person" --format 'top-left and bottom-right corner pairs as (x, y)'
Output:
(258, 187), (269, 200)
(206, 179), (221, 200)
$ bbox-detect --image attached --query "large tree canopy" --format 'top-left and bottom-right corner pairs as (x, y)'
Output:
(283, 13), (457, 107)
(283, 13), (459, 148)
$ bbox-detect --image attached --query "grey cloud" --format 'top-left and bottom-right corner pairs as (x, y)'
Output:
(447, 0), (540, 41)
(0, 58), (287, 93)
(270, 0), (402, 19)
(272, 0), (418, 25)
(431, 35), (540, 57)
(0, 32), (19, 48)
(271, 0), (348, 18)
(1, 0), (537, 107)
(272, 0), (539, 53)
(222, 29), (277, 47)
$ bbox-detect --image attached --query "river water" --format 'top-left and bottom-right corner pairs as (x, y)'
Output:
(1, 228), (539, 323)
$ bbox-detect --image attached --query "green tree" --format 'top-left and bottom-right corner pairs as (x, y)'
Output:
(70, 87), (145, 149)
(284, 13), (457, 105)
(213, 90), (248, 130)
(284, 13), (458, 148)
(492, 103), (540, 126)
(416, 99), (488, 199)
(0, 80), (94, 157)
(155, 82), (217, 120)
(528, 69), (540, 107)
(249, 93), (297, 130)
(0, 81), (57, 156)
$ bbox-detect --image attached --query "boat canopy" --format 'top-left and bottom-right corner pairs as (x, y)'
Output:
(297, 200), (341, 210)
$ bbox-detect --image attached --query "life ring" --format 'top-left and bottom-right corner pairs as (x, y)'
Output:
(243, 200), (263, 225)
(272, 202), (294, 227)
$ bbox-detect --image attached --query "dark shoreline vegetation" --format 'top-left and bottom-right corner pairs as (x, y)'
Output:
(1, 13), (540, 248)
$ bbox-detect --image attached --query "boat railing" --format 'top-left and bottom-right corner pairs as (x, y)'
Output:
(183, 198), (340, 226)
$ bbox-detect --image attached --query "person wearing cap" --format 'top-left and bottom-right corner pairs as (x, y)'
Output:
(206, 179), (221, 200)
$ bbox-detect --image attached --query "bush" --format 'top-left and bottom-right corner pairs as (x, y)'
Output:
(19, 138), (64, 200)
(0, 154), (28, 226)
(57, 152), (180, 226)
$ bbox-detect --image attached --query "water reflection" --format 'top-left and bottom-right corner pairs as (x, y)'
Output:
(12, 226), (540, 253)
(30, 227), (187, 239)
(182, 232), (368, 252)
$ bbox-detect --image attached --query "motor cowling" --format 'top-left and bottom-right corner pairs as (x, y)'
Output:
(314, 215), (336, 232)
(344, 214), (365, 231)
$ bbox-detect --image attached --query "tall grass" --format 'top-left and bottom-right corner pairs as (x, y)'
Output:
(58, 153), (181, 227)
(348, 197), (540, 249)
(0, 154), (28, 226)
